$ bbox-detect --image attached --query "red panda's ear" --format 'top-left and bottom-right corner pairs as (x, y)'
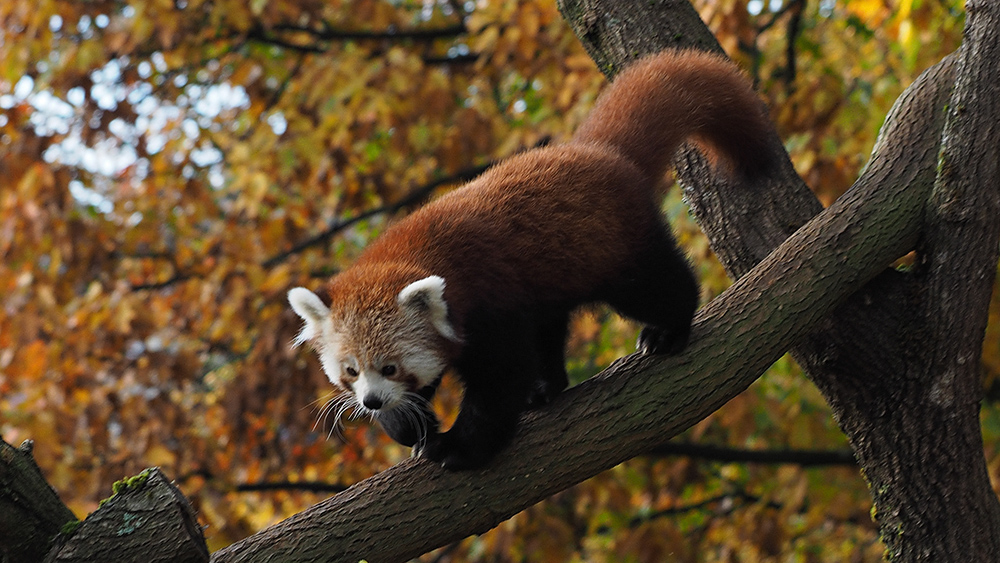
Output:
(288, 287), (330, 346)
(397, 276), (460, 342)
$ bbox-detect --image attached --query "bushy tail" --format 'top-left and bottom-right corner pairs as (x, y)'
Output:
(571, 50), (775, 181)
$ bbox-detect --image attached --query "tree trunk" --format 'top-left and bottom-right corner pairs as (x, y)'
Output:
(0, 439), (77, 563)
(44, 468), (209, 563)
(805, 3), (1000, 557)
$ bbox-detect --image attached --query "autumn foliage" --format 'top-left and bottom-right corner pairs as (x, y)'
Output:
(1, 0), (992, 560)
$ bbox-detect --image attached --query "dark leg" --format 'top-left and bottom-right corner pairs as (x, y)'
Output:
(421, 309), (538, 470)
(603, 228), (699, 356)
(526, 307), (570, 408)
(376, 383), (440, 448)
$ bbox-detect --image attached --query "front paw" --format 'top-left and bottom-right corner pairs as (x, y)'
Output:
(420, 432), (494, 471)
(377, 406), (439, 447)
(636, 325), (690, 356)
(525, 375), (565, 409)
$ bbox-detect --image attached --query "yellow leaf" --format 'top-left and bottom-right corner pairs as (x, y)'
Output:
(146, 444), (177, 467)
(260, 264), (290, 294)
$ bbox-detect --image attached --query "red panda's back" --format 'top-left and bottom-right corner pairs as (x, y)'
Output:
(355, 143), (666, 311)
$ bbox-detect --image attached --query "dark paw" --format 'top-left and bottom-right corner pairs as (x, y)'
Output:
(376, 404), (439, 448)
(420, 432), (495, 471)
(637, 325), (690, 356)
(526, 374), (567, 409)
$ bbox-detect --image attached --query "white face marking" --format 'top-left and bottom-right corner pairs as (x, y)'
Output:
(398, 346), (447, 386)
(353, 369), (402, 410)
(288, 283), (450, 418)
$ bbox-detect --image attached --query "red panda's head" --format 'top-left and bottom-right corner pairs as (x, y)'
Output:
(288, 271), (459, 419)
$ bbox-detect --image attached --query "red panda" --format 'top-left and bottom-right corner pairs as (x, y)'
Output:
(289, 50), (775, 470)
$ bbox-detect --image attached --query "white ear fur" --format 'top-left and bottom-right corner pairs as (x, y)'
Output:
(397, 276), (460, 342)
(288, 287), (330, 346)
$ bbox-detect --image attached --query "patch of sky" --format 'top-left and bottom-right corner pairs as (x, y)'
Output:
(446, 43), (470, 59)
(267, 112), (287, 135)
(69, 180), (113, 214)
(747, 0), (786, 16)
(818, 0), (834, 17)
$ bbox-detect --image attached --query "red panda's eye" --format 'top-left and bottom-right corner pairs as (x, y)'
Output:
(380, 365), (396, 377)
(344, 366), (358, 378)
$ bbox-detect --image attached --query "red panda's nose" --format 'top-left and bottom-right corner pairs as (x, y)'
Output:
(362, 396), (383, 410)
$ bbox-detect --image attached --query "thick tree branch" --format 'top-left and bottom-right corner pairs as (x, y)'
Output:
(44, 468), (208, 563)
(922, 0), (1000, 411)
(863, 1), (1000, 556)
(261, 162), (490, 269)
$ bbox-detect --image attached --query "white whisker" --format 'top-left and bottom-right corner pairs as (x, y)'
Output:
(399, 391), (434, 447)
(311, 392), (358, 442)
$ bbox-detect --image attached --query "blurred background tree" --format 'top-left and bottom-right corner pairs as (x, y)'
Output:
(0, 0), (982, 560)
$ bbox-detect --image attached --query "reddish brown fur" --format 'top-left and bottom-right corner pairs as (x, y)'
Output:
(339, 144), (651, 339)
(574, 49), (772, 180)
(330, 51), (772, 343)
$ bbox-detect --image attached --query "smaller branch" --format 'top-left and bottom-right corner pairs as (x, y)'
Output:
(236, 54), (306, 143)
(110, 250), (175, 261)
(754, 0), (803, 34)
(176, 469), (351, 495)
(264, 138), (550, 268)
(235, 481), (349, 494)
(243, 22), (469, 55)
(231, 444), (856, 496)
(647, 442), (857, 467)
(618, 490), (783, 532)
(131, 273), (192, 292)
(423, 53), (481, 65)
(783, 0), (804, 86)
(244, 31), (326, 54)
(126, 161), (497, 291)
(265, 141), (557, 269)
(269, 22), (468, 42)
(262, 163), (488, 268)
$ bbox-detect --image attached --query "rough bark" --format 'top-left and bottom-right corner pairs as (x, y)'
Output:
(0, 439), (77, 563)
(837, 3), (1000, 557)
(43, 467), (209, 563)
